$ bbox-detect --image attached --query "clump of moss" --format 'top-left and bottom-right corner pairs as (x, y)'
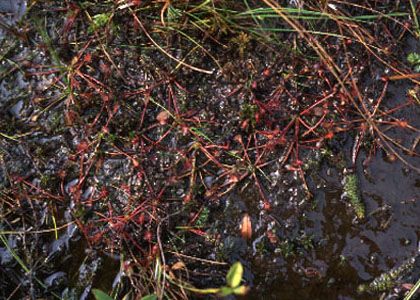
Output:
(343, 173), (365, 220)
(407, 52), (420, 72)
(88, 13), (112, 34)
(240, 103), (258, 128)
(358, 257), (416, 293)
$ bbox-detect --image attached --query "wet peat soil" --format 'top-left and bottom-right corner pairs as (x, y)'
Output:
(0, 1), (419, 299)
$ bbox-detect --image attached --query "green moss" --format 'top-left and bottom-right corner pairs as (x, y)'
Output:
(407, 52), (420, 72)
(40, 174), (51, 189)
(240, 103), (258, 127)
(276, 240), (296, 258)
(88, 13), (112, 34)
(358, 257), (416, 293)
(343, 173), (365, 220)
(195, 207), (209, 227)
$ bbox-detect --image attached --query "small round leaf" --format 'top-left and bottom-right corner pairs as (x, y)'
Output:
(226, 261), (243, 288)
(92, 289), (114, 300)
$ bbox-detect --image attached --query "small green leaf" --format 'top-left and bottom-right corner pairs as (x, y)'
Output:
(233, 285), (249, 295)
(407, 52), (420, 65)
(219, 286), (234, 296)
(141, 294), (158, 300)
(122, 293), (131, 300)
(92, 289), (114, 300)
(226, 261), (243, 288)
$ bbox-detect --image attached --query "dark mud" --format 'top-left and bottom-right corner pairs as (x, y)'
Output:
(0, 1), (419, 300)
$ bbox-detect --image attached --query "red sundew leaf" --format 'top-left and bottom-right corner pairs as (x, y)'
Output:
(183, 194), (192, 203)
(131, 158), (140, 168)
(101, 93), (110, 103)
(77, 140), (89, 152)
(292, 159), (303, 167)
(312, 106), (324, 117)
(266, 230), (278, 244)
(99, 61), (111, 76)
(136, 213), (145, 225)
(263, 201), (271, 211)
(251, 81), (258, 89)
(401, 283), (414, 290)
(303, 267), (321, 278)
(144, 231), (153, 242)
(324, 131), (334, 139)
(101, 126), (109, 134)
(65, 109), (77, 126)
(181, 124), (189, 136)
(83, 53), (92, 63)
(131, 136), (139, 145)
(63, 4), (80, 35)
(98, 187), (109, 199)
(120, 184), (130, 194)
(233, 134), (243, 143)
(112, 103), (119, 114)
(152, 244), (159, 255)
(188, 229), (207, 236)
(228, 174), (239, 183)
(263, 68), (271, 77)
(241, 119), (249, 130)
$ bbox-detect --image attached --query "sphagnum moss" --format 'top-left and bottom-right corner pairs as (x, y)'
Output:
(343, 172), (365, 220)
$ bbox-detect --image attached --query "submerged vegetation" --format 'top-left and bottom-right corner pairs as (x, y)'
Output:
(342, 172), (365, 220)
(0, 0), (419, 299)
(358, 256), (418, 294)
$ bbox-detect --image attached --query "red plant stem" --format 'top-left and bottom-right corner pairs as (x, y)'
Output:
(372, 81), (389, 117)
(302, 114), (326, 137)
(299, 92), (335, 116)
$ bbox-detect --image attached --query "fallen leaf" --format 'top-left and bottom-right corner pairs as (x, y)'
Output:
(171, 261), (186, 271)
(240, 213), (252, 240)
(156, 110), (170, 125)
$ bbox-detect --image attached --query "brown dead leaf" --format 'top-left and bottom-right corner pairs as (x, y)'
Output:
(156, 110), (170, 125)
(171, 261), (186, 271)
(240, 213), (252, 240)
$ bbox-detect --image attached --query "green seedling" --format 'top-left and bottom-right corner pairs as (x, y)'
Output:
(185, 261), (249, 296)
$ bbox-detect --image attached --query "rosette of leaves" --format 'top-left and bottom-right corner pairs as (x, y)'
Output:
(407, 53), (420, 72)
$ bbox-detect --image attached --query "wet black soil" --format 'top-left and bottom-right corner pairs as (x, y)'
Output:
(0, 1), (419, 300)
